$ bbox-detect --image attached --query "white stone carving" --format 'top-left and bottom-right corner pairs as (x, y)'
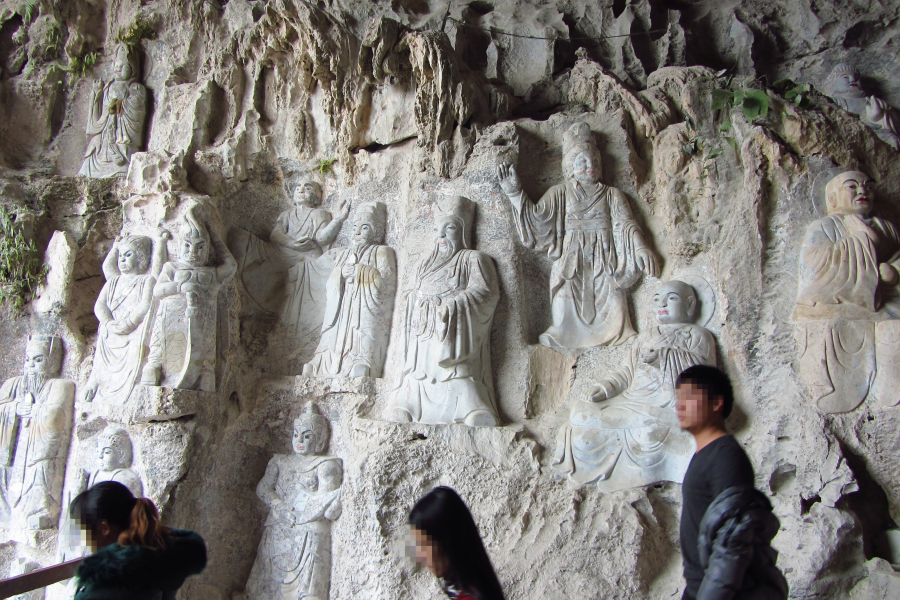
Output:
(78, 44), (148, 178)
(793, 170), (900, 413)
(140, 205), (236, 391)
(303, 202), (397, 378)
(825, 64), (900, 150)
(386, 196), (501, 427)
(553, 280), (715, 490)
(229, 181), (351, 341)
(498, 122), (660, 349)
(83, 230), (169, 404)
(0, 336), (74, 530)
(245, 404), (342, 600)
(86, 425), (143, 497)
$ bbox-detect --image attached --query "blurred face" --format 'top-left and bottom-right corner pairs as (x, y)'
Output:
(118, 247), (140, 273)
(829, 172), (875, 216)
(99, 446), (122, 470)
(653, 283), (695, 325)
(293, 182), (321, 207)
(24, 346), (52, 376)
(353, 219), (377, 246)
(180, 238), (209, 266)
(435, 217), (462, 251)
(293, 426), (316, 455)
(675, 382), (723, 432)
(410, 526), (448, 578)
(831, 71), (863, 97)
(571, 149), (601, 184)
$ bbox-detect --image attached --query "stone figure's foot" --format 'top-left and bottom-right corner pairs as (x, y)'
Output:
(199, 372), (215, 392)
(348, 363), (370, 378)
(27, 513), (51, 530)
(464, 410), (497, 428)
(140, 366), (161, 386)
(385, 407), (412, 423)
(301, 363), (314, 376)
(81, 385), (97, 403)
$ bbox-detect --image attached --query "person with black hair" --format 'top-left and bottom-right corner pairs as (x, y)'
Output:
(408, 486), (505, 600)
(69, 481), (207, 600)
(675, 365), (788, 600)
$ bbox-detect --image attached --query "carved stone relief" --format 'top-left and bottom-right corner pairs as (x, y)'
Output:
(0, 336), (74, 530)
(140, 205), (236, 391)
(824, 64), (900, 150)
(793, 170), (900, 413)
(303, 202), (397, 378)
(245, 404), (342, 600)
(78, 44), (148, 178)
(498, 122), (660, 349)
(386, 196), (501, 427)
(553, 280), (716, 491)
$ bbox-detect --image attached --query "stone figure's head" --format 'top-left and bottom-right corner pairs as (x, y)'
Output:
(653, 280), (698, 325)
(562, 122), (602, 185)
(24, 335), (62, 377)
(117, 235), (152, 274)
(288, 180), (323, 207)
(97, 426), (133, 470)
(293, 403), (329, 456)
(112, 44), (138, 83)
(433, 196), (474, 257)
(352, 202), (387, 247)
(178, 206), (213, 266)
(826, 64), (865, 99)
(825, 170), (875, 216)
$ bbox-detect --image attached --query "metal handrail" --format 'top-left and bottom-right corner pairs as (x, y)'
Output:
(0, 558), (83, 599)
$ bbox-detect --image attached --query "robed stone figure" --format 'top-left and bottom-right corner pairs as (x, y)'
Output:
(498, 122), (660, 349)
(387, 196), (501, 427)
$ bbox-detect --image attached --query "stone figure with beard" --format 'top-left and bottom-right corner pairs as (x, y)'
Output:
(386, 196), (501, 427)
(825, 64), (900, 150)
(0, 336), (74, 530)
(303, 202), (397, 378)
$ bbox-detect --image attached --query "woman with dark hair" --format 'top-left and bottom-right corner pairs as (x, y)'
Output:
(408, 486), (505, 600)
(69, 481), (207, 600)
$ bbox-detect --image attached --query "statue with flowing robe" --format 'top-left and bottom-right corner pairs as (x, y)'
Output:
(824, 64), (900, 150)
(79, 44), (147, 178)
(303, 202), (396, 378)
(498, 122), (660, 349)
(386, 196), (501, 427)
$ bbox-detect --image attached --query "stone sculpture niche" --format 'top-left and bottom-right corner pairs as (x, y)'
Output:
(0, 336), (74, 530)
(553, 280), (716, 491)
(497, 122), (660, 349)
(140, 205), (236, 391)
(83, 230), (169, 404)
(794, 170), (900, 413)
(303, 202), (397, 378)
(229, 180), (351, 345)
(824, 64), (900, 150)
(245, 404), (343, 600)
(386, 196), (501, 427)
(78, 43), (148, 178)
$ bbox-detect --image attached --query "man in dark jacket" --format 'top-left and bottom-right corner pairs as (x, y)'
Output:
(675, 365), (788, 600)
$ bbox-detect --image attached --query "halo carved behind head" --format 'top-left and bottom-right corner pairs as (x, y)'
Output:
(673, 274), (716, 327)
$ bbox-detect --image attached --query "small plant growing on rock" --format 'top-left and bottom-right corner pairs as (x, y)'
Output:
(0, 206), (48, 313)
(19, 0), (38, 23)
(317, 158), (337, 175)
(118, 18), (157, 46)
(67, 50), (99, 77)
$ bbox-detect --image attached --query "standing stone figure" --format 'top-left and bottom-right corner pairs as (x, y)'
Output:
(229, 181), (350, 341)
(553, 281), (716, 490)
(303, 202), (397, 378)
(83, 230), (169, 404)
(824, 64), (900, 150)
(78, 43), (148, 178)
(0, 336), (74, 529)
(140, 206), (236, 391)
(386, 196), (501, 427)
(245, 404), (342, 600)
(794, 170), (900, 412)
(497, 122), (660, 349)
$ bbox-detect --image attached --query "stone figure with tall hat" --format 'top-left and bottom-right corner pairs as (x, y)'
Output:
(229, 180), (351, 347)
(140, 204), (236, 391)
(0, 335), (74, 530)
(794, 170), (900, 412)
(83, 228), (169, 404)
(79, 43), (148, 178)
(303, 201), (397, 378)
(824, 64), (900, 150)
(386, 196), (501, 427)
(553, 279), (717, 491)
(245, 403), (343, 600)
(497, 122), (660, 349)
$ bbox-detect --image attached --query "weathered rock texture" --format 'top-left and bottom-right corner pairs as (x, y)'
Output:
(1, 1), (900, 599)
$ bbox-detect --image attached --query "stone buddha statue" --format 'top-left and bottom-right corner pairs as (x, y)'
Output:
(824, 64), (899, 150)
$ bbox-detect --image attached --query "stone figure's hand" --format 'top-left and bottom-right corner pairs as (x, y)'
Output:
(865, 97), (885, 122)
(337, 199), (351, 221)
(156, 225), (172, 241)
(15, 395), (34, 418)
(588, 384), (610, 402)
(880, 263), (900, 286)
(641, 347), (659, 364)
(341, 257), (358, 280)
(108, 320), (129, 335)
(636, 249), (660, 278)
(291, 238), (319, 253)
(497, 164), (523, 196)
(91, 78), (103, 95)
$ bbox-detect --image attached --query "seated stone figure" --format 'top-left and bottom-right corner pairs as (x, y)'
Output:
(553, 280), (716, 490)
(825, 64), (899, 150)
(303, 202), (397, 378)
(794, 170), (900, 412)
